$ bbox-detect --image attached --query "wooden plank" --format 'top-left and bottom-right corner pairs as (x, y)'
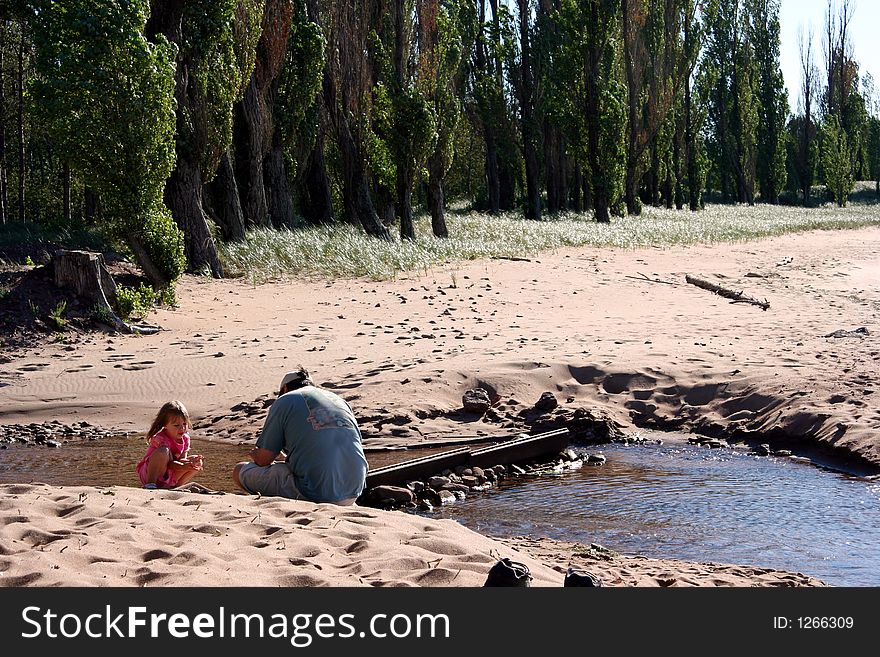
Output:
(365, 447), (471, 488)
(469, 428), (570, 469)
(364, 429), (571, 488)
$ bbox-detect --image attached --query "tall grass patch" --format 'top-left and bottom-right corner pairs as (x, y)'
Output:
(218, 203), (880, 283)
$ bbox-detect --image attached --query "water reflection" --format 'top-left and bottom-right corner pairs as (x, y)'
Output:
(0, 435), (251, 492)
(426, 441), (880, 586)
(0, 436), (444, 493)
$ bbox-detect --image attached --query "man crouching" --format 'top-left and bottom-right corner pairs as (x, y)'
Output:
(233, 366), (368, 505)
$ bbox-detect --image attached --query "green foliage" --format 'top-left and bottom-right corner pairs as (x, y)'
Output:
(115, 282), (156, 321)
(275, 0), (325, 166)
(29, 0), (184, 287)
(89, 304), (114, 325)
(421, 0), (473, 180)
(135, 203), (188, 289)
(390, 86), (437, 174)
(365, 82), (398, 191)
(820, 114), (854, 207)
(230, 0), (265, 101)
(48, 300), (67, 329)
(177, 1), (241, 176)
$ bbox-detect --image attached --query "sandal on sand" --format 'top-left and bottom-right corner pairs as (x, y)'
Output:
(143, 483), (157, 489)
(483, 558), (533, 587)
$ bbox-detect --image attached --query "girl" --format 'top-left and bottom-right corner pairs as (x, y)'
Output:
(136, 400), (204, 489)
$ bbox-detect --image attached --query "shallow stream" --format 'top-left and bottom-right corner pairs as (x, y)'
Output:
(1, 433), (877, 586)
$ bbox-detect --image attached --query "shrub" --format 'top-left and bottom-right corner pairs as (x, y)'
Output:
(115, 283), (156, 321)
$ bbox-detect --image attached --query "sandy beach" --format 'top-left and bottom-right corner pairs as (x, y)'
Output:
(2, 225), (879, 587)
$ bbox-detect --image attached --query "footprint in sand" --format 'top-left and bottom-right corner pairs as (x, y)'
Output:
(118, 361), (156, 371)
(103, 354), (135, 362)
(55, 504), (86, 518)
(134, 569), (169, 586)
(142, 549), (173, 562)
(275, 573), (326, 587)
(323, 381), (362, 390)
(17, 363), (49, 372)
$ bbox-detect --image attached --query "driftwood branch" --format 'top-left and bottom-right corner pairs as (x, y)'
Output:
(685, 274), (770, 311)
(625, 271), (677, 285)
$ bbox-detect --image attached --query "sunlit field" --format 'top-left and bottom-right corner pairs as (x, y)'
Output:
(218, 200), (880, 283)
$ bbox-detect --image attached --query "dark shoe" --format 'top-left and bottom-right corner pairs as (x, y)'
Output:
(563, 567), (602, 587)
(484, 558), (532, 587)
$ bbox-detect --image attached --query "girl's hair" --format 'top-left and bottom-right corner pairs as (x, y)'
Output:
(146, 400), (190, 441)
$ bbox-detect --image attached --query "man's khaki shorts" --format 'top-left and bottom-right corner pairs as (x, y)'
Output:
(237, 462), (303, 499)
(237, 462), (357, 505)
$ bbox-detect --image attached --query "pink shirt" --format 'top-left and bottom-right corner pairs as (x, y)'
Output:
(135, 429), (191, 487)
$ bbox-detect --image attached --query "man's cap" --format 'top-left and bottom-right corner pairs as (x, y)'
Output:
(280, 367), (311, 390)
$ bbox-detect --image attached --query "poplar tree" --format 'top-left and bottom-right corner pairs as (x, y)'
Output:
(700, 0), (757, 204)
(29, 0), (184, 291)
(748, 0), (788, 204)
(556, 0), (626, 222)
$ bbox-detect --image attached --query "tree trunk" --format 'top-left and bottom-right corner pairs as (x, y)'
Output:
(649, 146), (660, 206)
(397, 169), (415, 241)
(320, 32), (389, 240)
(232, 0), (295, 228)
(126, 234), (170, 291)
(62, 161), (71, 223)
(572, 163), (583, 213)
(622, 0), (642, 216)
(375, 183), (395, 227)
(335, 110), (388, 238)
(586, 107), (607, 221)
(205, 149), (246, 241)
(475, 1), (500, 214)
(17, 32), (24, 223)
(802, 99), (811, 206)
(544, 119), (559, 214)
(234, 79), (270, 226)
(427, 154), (448, 237)
(586, 26), (609, 222)
(84, 188), (99, 222)
(0, 21), (6, 225)
(499, 161), (516, 211)
(301, 0), (332, 224)
(673, 130), (684, 210)
(685, 69), (700, 211)
(165, 158), (223, 277)
(300, 119), (333, 224)
(264, 144), (295, 228)
(484, 125), (501, 213)
(518, 0), (541, 221)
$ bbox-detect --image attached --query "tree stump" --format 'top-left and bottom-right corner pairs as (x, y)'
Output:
(53, 250), (159, 334)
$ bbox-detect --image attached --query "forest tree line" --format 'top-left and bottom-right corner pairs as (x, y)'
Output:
(0, 0), (878, 293)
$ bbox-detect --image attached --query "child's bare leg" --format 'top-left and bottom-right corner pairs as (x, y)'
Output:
(168, 461), (200, 487)
(174, 469), (199, 487)
(145, 447), (172, 484)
